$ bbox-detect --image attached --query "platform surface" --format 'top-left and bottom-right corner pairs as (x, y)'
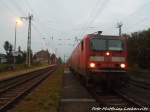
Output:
(59, 69), (99, 112)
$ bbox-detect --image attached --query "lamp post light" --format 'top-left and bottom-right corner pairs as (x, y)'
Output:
(13, 18), (23, 68)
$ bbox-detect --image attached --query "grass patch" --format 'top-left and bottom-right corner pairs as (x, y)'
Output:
(11, 66), (64, 112)
(0, 64), (9, 71)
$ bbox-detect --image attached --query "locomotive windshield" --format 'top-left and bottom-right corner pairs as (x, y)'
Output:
(90, 38), (124, 51)
(108, 40), (123, 50)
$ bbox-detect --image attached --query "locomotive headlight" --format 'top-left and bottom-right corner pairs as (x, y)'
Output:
(120, 63), (126, 68)
(106, 52), (110, 56)
(90, 62), (96, 68)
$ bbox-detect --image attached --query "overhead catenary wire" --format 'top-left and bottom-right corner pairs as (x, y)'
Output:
(32, 22), (57, 54)
(121, 1), (150, 33)
(72, 0), (110, 46)
(23, 0), (41, 23)
(122, 1), (150, 23)
(1, 0), (150, 58)
(126, 15), (150, 33)
(0, 0), (18, 16)
(0, 0), (72, 58)
(100, 1), (150, 35)
(32, 22), (48, 48)
(9, 0), (27, 16)
(2, 0), (46, 53)
(79, 0), (110, 37)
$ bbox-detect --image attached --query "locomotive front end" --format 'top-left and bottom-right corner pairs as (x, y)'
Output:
(87, 35), (128, 89)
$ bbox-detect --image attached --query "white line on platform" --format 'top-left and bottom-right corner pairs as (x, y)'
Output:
(64, 85), (73, 88)
(61, 98), (96, 102)
(64, 70), (71, 74)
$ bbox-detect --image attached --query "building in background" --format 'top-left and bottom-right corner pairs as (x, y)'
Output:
(33, 50), (50, 64)
(0, 54), (7, 64)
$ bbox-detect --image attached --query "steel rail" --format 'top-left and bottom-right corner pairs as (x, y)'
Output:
(129, 78), (150, 90)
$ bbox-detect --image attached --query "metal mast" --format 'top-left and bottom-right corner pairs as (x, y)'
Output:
(117, 22), (123, 36)
(21, 14), (33, 67)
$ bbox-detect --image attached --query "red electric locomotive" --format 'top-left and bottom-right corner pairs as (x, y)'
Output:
(68, 31), (129, 89)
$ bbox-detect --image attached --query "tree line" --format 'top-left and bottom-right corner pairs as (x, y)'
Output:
(3, 41), (26, 64)
(126, 28), (150, 69)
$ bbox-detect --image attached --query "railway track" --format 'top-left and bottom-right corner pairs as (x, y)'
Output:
(75, 74), (149, 111)
(0, 65), (56, 112)
(88, 87), (149, 111)
(90, 88), (141, 107)
(129, 78), (150, 90)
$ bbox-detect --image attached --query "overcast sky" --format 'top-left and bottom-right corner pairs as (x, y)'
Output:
(0, 0), (150, 59)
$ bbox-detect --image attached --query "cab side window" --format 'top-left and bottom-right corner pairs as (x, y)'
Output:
(81, 40), (84, 51)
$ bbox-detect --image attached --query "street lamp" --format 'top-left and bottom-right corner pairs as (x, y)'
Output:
(13, 18), (23, 67)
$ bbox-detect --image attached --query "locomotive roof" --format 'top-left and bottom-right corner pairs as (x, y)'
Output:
(88, 34), (121, 39)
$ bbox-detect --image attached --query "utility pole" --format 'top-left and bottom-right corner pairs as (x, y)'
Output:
(64, 54), (65, 63)
(27, 14), (33, 67)
(13, 19), (22, 68)
(14, 22), (17, 51)
(117, 22), (123, 36)
(64, 54), (67, 64)
(21, 14), (33, 67)
(13, 22), (17, 67)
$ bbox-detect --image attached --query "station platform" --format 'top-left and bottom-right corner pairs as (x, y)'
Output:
(59, 69), (99, 112)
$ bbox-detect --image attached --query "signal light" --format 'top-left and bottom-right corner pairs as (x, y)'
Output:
(120, 63), (126, 68)
(106, 52), (110, 56)
(90, 62), (95, 68)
